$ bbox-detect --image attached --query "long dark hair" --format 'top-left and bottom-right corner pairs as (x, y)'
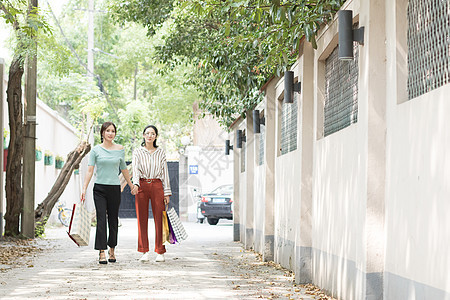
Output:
(100, 122), (117, 143)
(141, 125), (159, 148)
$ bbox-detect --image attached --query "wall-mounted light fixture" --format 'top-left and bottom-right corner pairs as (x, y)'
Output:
(236, 129), (246, 148)
(225, 139), (233, 155)
(284, 71), (301, 104)
(253, 110), (265, 134)
(338, 10), (364, 60)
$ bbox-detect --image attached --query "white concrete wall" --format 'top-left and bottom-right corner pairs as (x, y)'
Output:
(311, 1), (368, 298)
(385, 0), (450, 297)
(262, 78), (278, 261)
(235, 121), (247, 243)
(35, 99), (81, 224)
(1, 97), (81, 226)
(230, 0), (450, 298)
(231, 128), (240, 241)
(253, 102), (266, 254)
(312, 127), (367, 299)
(273, 75), (302, 270)
(294, 41), (315, 284)
(253, 162), (265, 252)
(385, 86), (450, 298)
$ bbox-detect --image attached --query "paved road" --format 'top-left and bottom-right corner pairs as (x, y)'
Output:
(0, 219), (330, 300)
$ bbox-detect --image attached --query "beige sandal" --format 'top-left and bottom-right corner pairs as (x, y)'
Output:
(99, 250), (107, 264)
(108, 249), (116, 263)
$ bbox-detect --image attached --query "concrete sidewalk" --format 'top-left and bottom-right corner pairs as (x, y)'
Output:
(0, 219), (332, 299)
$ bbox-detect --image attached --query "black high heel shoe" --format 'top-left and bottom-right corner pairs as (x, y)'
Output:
(108, 249), (116, 263)
(99, 250), (107, 264)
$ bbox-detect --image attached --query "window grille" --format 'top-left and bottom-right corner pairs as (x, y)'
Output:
(258, 124), (265, 166)
(407, 0), (450, 99)
(240, 137), (246, 173)
(324, 44), (359, 137)
(280, 93), (298, 155)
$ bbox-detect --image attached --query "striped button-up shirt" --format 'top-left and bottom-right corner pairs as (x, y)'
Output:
(132, 146), (172, 196)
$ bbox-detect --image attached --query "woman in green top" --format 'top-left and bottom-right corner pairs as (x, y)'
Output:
(81, 122), (137, 264)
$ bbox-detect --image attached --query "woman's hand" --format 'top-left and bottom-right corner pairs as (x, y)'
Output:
(164, 196), (170, 205)
(131, 185), (139, 195)
(80, 190), (86, 203)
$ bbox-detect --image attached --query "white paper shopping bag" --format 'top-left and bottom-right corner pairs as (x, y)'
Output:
(67, 203), (90, 246)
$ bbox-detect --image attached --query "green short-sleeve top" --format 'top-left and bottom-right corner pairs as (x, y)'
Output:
(88, 145), (127, 185)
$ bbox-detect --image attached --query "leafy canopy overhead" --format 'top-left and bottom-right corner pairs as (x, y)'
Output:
(108, 0), (344, 127)
(35, 0), (199, 159)
(0, 0), (52, 63)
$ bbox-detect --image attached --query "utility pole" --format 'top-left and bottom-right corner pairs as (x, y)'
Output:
(86, 0), (95, 144)
(80, 0), (95, 213)
(87, 0), (94, 78)
(134, 64), (138, 100)
(22, 0), (38, 238)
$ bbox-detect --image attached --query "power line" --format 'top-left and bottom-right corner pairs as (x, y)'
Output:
(45, 0), (119, 118)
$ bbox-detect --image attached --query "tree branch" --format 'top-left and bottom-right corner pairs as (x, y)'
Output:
(45, 0), (119, 118)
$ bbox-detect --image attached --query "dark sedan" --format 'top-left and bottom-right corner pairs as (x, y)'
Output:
(199, 184), (233, 225)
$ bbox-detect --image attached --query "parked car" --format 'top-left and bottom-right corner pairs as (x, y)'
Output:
(199, 184), (233, 225)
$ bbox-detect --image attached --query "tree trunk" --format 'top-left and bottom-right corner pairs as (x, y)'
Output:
(4, 55), (24, 237)
(34, 141), (91, 232)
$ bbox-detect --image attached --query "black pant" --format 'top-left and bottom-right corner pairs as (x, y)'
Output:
(93, 183), (121, 250)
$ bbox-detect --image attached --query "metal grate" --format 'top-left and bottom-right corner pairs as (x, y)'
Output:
(407, 0), (450, 99)
(280, 93), (298, 155)
(241, 135), (246, 173)
(324, 44), (359, 137)
(258, 124), (265, 166)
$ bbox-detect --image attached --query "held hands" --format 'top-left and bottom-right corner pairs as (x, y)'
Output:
(130, 185), (139, 195)
(164, 196), (170, 205)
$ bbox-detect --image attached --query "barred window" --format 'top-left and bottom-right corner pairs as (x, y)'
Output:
(407, 0), (450, 99)
(257, 124), (265, 166)
(240, 132), (246, 173)
(324, 44), (359, 137)
(280, 93), (298, 155)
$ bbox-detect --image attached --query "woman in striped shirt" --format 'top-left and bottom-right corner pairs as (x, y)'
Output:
(132, 125), (171, 262)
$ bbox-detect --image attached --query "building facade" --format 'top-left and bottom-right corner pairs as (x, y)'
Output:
(178, 103), (233, 222)
(230, 0), (450, 299)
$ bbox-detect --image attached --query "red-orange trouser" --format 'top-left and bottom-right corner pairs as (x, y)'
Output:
(135, 178), (166, 254)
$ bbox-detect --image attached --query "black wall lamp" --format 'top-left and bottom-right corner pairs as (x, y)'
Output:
(225, 139), (233, 155)
(253, 110), (265, 134)
(284, 71), (301, 104)
(236, 129), (246, 148)
(338, 10), (364, 60)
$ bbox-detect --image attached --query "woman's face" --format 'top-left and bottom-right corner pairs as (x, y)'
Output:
(143, 127), (157, 145)
(103, 125), (116, 142)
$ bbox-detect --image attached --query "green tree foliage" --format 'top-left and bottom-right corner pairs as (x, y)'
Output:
(108, 0), (344, 127)
(37, 0), (198, 159)
(108, 0), (174, 35)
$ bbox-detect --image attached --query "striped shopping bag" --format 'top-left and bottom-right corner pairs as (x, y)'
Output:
(166, 206), (188, 242)
(67, 202), (91, 246)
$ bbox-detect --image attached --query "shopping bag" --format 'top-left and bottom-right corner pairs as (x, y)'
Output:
(166, 206), (188, 242)
(162, 210), (171, 245)
(67, 202), (90, 246)
(168, 218), (177, 244)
